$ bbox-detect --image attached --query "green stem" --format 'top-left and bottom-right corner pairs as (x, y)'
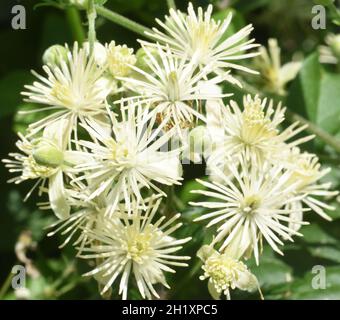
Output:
(95, 5), (154, 39)
(65, 7), (85, 44)
(285, 110), (340, 153)
(0, 270), (14, 299)
(167, 0), (176, 10)
(232, 78), (340, 154)
(87, 0), (97, 55)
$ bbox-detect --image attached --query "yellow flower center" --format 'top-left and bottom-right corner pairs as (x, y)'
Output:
(241, 195), (261, 215)
(240, 99), (276, 145)
(126, 231), (152, 264)
(201, 255), (247, 293)
(51, 82), (80, 109)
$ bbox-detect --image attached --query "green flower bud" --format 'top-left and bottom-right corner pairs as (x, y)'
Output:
(135, 47), (160, 73)
(42, 45), (68, 66)
(33, 142), (64, 168)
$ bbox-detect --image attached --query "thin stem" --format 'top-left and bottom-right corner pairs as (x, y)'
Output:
(95, 5), (154, 39)
(285, 110), (340, 153)
(87, 0), (97, 55)
(232, 78), (340, 154)
(167, 0), (176, 10)
(0, 270), (14, 299)
(65, 7), (85, 44)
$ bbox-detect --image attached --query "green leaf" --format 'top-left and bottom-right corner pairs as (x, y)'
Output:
(14, 103), (45, 134)
(287, 53), (340, 139)
(292, 285), (340, 299)
(248, 247), (293, 290)
(180, 179), (207, 204)
(0, 71), (33, 118)
(286, 53), (321, 123)
(252, 258), (293, 290)
(317, 72), (340, 134)
(290, 266), (340, 299)
(301, 224), (338, 245)
(309, 246), (340, 263)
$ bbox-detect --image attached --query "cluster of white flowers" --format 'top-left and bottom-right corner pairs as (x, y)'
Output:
(3, 3), (338, 300)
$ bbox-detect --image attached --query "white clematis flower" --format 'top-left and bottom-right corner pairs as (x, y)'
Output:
(206, 95), (314, 175)
(119, 45), (228, 132)
(284, 148), (339, 232)
(144, 3), (259, 80)
(74, 102), (183, 216)
(21, 42), (111, 137)
(79, 196), (191, 300)
(197, 245), (262, 300)
(191, 157), (309, 265)
(3, 119), (84, 219)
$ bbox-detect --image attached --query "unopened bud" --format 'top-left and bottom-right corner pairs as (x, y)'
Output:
(83, 41), (107, 66)
(33, 142), (64, 168)
(42, 45), (68, 66)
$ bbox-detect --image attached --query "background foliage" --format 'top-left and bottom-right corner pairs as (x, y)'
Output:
(0, 0), (339, 300)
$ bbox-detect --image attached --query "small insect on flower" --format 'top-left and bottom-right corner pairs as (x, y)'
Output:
(144, 2), (259, 81)
(21, 42), (111, 138)
(79, 197), (191, 300)
(73, 102), (183, 216)
(2, 119), (83, 219)
(197, 245), (262, 300)
(191, 157), (309, 265)
(206, 95), (314, 175)
(118, 44), (228, 133)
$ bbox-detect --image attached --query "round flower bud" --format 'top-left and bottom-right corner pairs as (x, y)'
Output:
(42, 45), (68, 66)
(83, 41), (107, 66)
(135, 47), (160, 73)
(33, 141), (64, 168)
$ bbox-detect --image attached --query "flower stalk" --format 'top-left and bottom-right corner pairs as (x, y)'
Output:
(87, 0), (97, 55)
(95, 5), (153, 39)
(65, 6), (85, 44)
(167, 0), (176, 10)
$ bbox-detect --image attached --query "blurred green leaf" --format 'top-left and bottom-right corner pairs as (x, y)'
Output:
(14, 103), (49, 134)
(0, 71), (33, 118)
(309, 246), (340, 263)
(180, 179), (207, 204)
(286, 53), (321, 123)
(290, 266), (340, 299)
(317, 72), (340, 134)
(252, 258), (293, 290)
(301, 224), (338, 245)
(287, 53), (340, 138)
